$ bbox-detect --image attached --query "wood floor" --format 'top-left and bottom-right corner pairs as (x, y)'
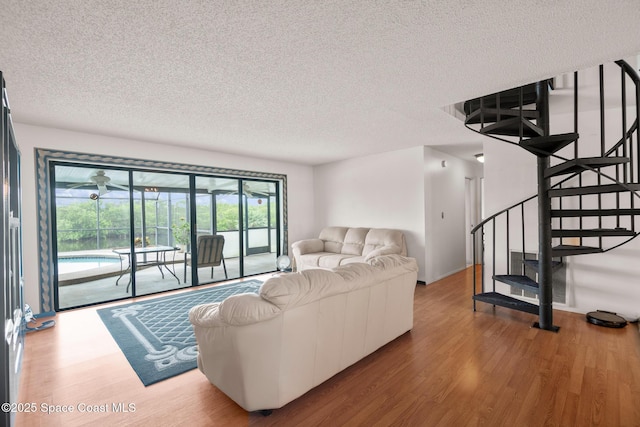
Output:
(16, 266), (640, 426)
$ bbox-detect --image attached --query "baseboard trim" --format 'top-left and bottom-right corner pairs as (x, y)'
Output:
(34, 311), (56, 319)
(426, 265), (469, 285)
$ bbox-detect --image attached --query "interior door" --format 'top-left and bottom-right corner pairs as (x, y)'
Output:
(1, 78), (23, 427)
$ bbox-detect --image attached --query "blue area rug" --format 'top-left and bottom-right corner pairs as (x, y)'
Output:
(97, 280), (262, 386)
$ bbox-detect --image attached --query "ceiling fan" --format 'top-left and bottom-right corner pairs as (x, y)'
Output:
(210, 182), (271, 197)
(69, 170), (128, 196)
(243, 182), (276, 198)
(242, 182), (261, 197)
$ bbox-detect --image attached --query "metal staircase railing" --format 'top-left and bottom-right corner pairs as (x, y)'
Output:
(466, 59), (640, 330)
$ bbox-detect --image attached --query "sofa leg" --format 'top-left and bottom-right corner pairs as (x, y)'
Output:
(259, 409), (273, 416)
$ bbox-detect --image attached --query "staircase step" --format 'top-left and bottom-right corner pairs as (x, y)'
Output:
(545, 157), (629, 178)
(494, 275), (540, 294)
(549, 183), (640, 197)
(523, 259), (563, 269)
(551, 208), (640, 217)
(480, 117), (543, 138)
(551, 245), (603, 257)
(473, 292), (539, 315)
(551, 228), (636, 238)
(465, 108), (539, 125)
(519, 132), (579, 156)
(464, 83), (538, 114)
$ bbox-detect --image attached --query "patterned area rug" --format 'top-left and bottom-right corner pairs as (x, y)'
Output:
(97, 280), (263, 386)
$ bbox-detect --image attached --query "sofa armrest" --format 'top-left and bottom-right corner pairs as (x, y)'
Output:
(292, 238), (324, 256)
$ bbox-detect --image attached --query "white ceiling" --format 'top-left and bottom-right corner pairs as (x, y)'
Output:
(2, 1), (640, 165)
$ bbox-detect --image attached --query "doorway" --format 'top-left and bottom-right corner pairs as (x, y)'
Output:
(465, 178), (473, 266)
(465, 177), (482, 267)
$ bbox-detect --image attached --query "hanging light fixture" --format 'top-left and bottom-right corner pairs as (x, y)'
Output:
(475, 153), (484, 163)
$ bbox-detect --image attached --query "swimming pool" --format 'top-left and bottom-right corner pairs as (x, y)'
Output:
(57, 256), (121, 274)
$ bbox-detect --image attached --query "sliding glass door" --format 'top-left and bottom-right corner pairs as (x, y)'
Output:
(132, 171), (189, 296)
(242, 180), (278, 276)
(54, 165), (132, 309)
(51, 163), (283, 310)
(187, 177), (280, 284)
(187, 176), (241, 285)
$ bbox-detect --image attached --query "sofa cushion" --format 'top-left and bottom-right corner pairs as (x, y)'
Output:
(366, 254), (418, 281)
(341, 227), (370, 255)
(318, 253), (357, 268)
(298, 252), (335, 268)
(331, 262), (377, 288)
(217, 293), (281, 325)
(259, 269), (347, 310)
(367, 253), (412, 269)
(364, 245), (403, 261)
(318, 227), (348, 253)
(362, 229), (407, 257)
(339, 256), (365, 266)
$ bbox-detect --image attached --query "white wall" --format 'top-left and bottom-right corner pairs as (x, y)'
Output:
(313, 145), (483, 284)
(14, 123), (316, 314)
(483, 141), (537, 214)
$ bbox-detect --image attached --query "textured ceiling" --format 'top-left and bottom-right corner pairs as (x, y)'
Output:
(2, 1), (640, 165)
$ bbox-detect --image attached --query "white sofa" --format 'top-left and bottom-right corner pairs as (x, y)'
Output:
(291, 226), (408, 271)
(188, 254), (418, 412)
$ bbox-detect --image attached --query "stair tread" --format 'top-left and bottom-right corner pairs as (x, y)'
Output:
(494, 274), (540, 293)
(465, 108), (539, 125)
(552, 245), (603, 256)
(523, 259), (563, 268)
(545, 157), (629, 178)
(480, 117), (543, 137)
(549, 183), (640, 197)
(551, 208), (640, 217)
(473, 292), (539, 315)
(464, 84), (538, 114)
(520, 132), (579, 156)
(552, 228), (636, 237)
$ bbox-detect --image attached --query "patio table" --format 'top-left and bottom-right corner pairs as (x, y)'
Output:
(112, 245), (180, 292)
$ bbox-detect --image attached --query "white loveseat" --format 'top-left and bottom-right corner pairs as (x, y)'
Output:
(291, 226), (408, 271)
(188, 254), (418, 412)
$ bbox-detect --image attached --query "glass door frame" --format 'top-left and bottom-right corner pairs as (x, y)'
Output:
(37, 149), (287, 313)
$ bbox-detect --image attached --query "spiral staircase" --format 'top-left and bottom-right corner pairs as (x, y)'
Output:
(464, 59), (640, 331)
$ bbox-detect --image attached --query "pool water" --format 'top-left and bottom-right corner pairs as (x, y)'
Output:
(57, 256), (120, 274)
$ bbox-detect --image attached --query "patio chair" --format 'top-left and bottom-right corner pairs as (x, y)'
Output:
(184, 235), (228, 282)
